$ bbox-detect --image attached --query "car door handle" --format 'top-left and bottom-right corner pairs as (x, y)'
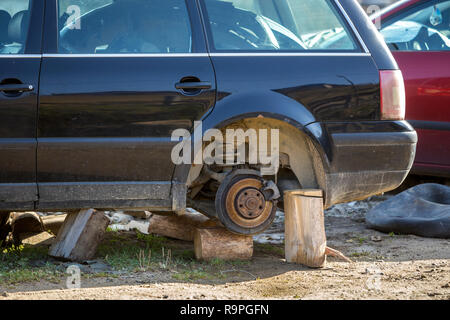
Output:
(0, 84), (34, 93)
(175, 82), (212, 90)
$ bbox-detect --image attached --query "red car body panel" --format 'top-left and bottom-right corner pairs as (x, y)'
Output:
(378, 0), (450, 177)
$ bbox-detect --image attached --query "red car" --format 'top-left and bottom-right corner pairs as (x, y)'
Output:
(375, 0), (450, 177)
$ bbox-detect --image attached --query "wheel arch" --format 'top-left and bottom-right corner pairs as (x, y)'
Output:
(174, 92), (330, 206)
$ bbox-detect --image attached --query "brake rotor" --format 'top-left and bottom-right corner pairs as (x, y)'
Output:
(224, 178), (274, 229)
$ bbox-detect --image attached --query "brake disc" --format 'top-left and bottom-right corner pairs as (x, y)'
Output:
(215, 170), (279, 235)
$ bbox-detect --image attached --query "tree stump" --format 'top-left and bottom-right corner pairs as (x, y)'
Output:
(148, 212), (219, 241)
(49, 209), (110, 262)
(284, 189), (327, 268)
(194, 227), (253, 261)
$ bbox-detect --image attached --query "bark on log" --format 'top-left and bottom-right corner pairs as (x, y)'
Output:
(148, 212), (220, 241)
(49, 209), (110, 262)
(284, 190), (327, 268)
(194, 227), (253, 261)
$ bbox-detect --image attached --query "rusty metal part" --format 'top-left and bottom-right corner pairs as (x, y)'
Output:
(236, 188), (266, 219)
(262, 180), (281, 201)
(224, 178), (274, 229)
(203, 166), (228, 183)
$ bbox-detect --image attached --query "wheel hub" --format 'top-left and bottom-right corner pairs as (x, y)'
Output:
(236, 188), (265, 219)
(224, 177), (274, 228)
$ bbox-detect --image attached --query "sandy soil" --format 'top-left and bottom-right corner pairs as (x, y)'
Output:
(1, 197), (449, 300)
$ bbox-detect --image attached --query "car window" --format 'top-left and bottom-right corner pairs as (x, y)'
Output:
(202, 0), (358, 52)
(380, 1), (450, 51)
(58, 0), (192, 54)
(0, 0), (31, 54)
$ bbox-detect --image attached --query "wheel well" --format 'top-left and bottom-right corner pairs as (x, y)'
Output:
(186, 117), (325, 207)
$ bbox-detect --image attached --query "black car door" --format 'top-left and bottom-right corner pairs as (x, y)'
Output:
(0, 0), (43, 210)
(37, 0), (216, 210)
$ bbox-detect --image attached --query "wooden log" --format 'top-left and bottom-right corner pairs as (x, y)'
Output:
(10, 212), (44, 244)
(194, 227), (253, 261)
(41, 214), (67, 236)
(284, 189), (327, 268)
(148, 212), (220, 241)
(49, 209), (110, 262)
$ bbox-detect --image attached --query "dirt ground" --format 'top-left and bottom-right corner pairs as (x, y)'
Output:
(0, 196), (449, 300)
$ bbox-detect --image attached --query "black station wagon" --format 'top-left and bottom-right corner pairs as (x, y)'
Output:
(0, 0), (417, 235)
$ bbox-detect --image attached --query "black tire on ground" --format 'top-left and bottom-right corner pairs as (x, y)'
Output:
(215, 170), (277, 235)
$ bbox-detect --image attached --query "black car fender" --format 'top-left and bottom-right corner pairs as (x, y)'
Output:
(173, 90), (332, 198)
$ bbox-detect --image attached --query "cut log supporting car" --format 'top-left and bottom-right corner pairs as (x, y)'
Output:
(0, 0), (417, 236)
(284, 190), (352, 268)
(284, 190), (327, 268)
(10, 212), (44, 245)
(148, 211), (220, 241)
(49, 209), (110, 262)
(194, 227), (253, 261)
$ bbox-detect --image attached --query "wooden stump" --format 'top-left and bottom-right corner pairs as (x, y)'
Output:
(148, 212), (219, 241)
(284, 189), (327, 268)
(194, 227), (253, 261)
(49, 209), (110, 262)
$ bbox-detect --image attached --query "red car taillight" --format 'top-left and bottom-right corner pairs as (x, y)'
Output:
(380, 70), (406, 120)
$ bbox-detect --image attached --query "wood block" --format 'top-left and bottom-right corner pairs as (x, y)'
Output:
(10, 212), (44, 244)
(49, 209), (110, 262)
(284, 189), (326, 268)
(10, 212), (44, 234)
(194, 227), (253, 261)
(148, 212), (220, 241)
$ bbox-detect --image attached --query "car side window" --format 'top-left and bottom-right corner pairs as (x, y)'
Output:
(380, 1), (450, 51)
(58, 0), (193, 54)
(0, 0), (31, 54)
(202, 0), (358, 52)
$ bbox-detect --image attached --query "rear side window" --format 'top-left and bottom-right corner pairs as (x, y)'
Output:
(0, 0), (31, 54)
(57, 0), (192, 54)
(202, 0), (359, 52)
